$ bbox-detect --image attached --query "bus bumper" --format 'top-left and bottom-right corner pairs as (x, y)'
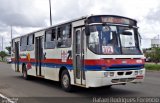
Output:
(85, 68), (145, 88)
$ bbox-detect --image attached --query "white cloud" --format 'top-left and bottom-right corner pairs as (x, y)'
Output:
(0, 0), (160, 50)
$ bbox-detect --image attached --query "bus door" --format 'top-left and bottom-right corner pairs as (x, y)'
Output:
(15, 42), (20, 72)
(35, 36), (44, 77)
(73, 27), (86, 85)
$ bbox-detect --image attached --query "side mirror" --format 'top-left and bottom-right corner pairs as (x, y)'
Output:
(138, 32), (142, 46)
(85, 25), (90, 36)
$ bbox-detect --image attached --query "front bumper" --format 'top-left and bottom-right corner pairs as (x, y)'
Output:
(85, 68), (145, 88)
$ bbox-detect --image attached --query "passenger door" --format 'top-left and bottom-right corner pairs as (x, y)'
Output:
(15, 42), (20, 72)
(35, 36), (44, 77)
(73, 27), (86, 85)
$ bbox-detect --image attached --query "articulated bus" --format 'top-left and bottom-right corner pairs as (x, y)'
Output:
(11, 15), (145, 92)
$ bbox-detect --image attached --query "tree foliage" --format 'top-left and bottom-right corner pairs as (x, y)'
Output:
(5, 46), (11, 54)
(0, 51), (8, 61)
(145, 47), (160, 64)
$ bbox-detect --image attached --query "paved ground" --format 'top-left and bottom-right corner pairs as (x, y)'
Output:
(0, 62), (160, 103)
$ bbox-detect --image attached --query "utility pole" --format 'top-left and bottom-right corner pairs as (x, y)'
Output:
(11, 25), (13, 41)
(2, 36), (3, 51)
(158, 34), (160, 47)
(49, 0), (52, 26)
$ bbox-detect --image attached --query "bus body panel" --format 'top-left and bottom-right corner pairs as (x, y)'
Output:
(11, 15), (145, 88)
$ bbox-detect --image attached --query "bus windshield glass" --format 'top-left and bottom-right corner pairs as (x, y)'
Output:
(87, 24), (142, 55)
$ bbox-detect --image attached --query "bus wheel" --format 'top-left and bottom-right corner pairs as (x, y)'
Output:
(105, 85), (112, 89)
(22, 65), (29, 80)
(61, 70), (72, 92)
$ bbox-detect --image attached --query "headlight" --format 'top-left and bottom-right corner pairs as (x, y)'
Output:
(104, 72), (114, 77)
(139, 70), (143, 75)
(135, 71), (138, 75)
(110, 72), (114, 77)
(104, 72), (109, 77)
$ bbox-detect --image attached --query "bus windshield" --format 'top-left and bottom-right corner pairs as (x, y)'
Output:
(87, 24), (142, 55)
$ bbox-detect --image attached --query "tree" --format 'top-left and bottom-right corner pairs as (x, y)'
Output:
(149, 47), (160, 64)
(0, 51), (8, 61)
(5, 46), (11, 54)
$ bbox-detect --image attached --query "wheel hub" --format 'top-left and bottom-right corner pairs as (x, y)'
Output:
(62, 74), (69, 88)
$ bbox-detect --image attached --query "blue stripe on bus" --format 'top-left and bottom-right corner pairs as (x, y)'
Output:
(12, 62), (143, 71)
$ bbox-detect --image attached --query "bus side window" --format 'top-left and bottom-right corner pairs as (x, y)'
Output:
(27, 34), (34, 51)
(57, 24), (71, 48)
(20, 36), (27, 51)
(44, 28), (56, 49)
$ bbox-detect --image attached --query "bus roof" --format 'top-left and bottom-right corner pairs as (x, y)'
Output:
(12, 15), (137, 40)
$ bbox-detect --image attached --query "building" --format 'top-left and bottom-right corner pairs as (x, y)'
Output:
(151, 39), (160, 47)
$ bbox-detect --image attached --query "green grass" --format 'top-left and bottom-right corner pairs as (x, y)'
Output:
(145, 64), (160, 71)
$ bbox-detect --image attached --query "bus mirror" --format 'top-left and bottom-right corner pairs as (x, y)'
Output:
(85, 25), (90, 36)
(138, 33), (142, 46)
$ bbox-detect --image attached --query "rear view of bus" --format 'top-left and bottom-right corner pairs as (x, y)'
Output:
(84, 15), (145, 87)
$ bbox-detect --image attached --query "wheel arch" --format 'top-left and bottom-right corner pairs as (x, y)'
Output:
(59, 66), (74, 92)
(59, 66), (70, 82)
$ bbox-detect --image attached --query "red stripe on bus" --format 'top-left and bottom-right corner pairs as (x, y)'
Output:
(12, 58), (144, 66)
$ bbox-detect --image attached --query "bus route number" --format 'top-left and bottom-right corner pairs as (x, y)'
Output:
(102, 46), (114, 54)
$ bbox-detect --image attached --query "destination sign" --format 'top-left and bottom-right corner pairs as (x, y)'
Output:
(87, 16), (136, 26)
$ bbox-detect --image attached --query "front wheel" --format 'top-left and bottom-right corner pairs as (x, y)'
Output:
(103, 85), (112, 89)
(61, 70), (73, 92)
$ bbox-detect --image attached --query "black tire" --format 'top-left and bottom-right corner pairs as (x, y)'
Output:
(61, 70), (73, 92)
(105, 85), (112, 88)
(22, 65), (29, 80)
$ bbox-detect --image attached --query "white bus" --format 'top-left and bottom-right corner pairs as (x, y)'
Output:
(11, 15), (145, 92)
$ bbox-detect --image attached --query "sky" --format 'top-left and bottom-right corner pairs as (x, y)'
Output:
(0, 0), (160, 51)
